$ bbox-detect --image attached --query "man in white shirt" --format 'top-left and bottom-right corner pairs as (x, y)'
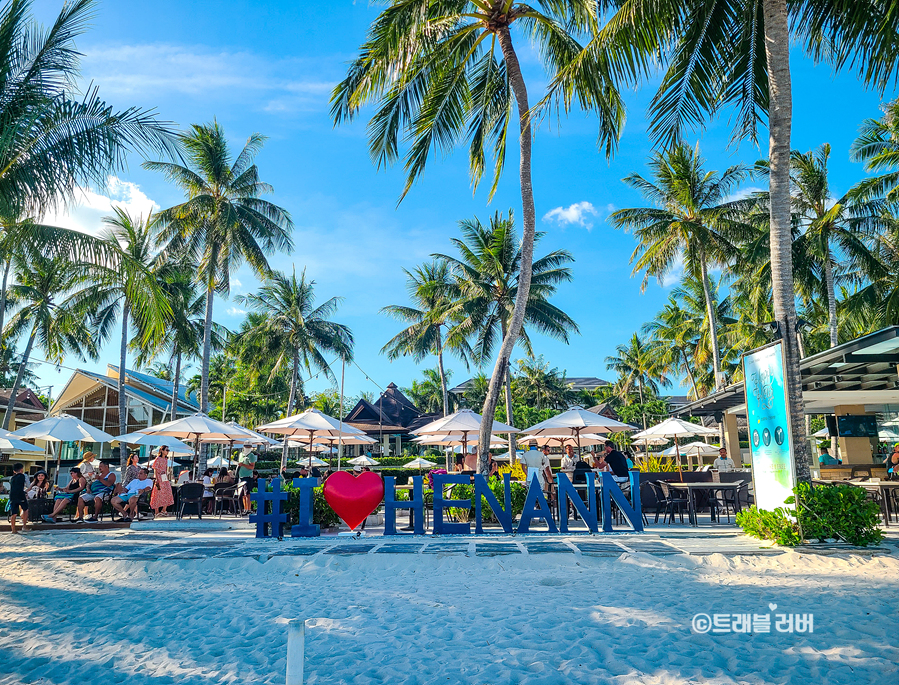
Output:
(111, 469), (153, 521)
(713, 447), (736, 472)
(561, 444), (577, 478)
(521, 446), (554, 504)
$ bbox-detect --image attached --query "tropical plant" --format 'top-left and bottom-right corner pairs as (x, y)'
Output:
(512, 356), (574, 410)
(576, 0), (899, 484)
(611, 144), (750, 391)
(145, 122), (294, 416)
(404, 368), (455, 415)
(605, 333), (669, 428)
(1, 255), (96, 429)
(75, 209), (171, 450)
(851, 99), (899, 204)
(381, 260), (469, 417)
(436, 211), (579, 430)
(236, 268), (354, 468)
(333, 1), (624, 473)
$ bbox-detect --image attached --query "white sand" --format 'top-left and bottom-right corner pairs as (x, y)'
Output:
(0, 543), (896, 684)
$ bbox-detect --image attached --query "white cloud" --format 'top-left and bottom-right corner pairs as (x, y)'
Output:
(80, 43), (334, 113)
(41, 176), (158, 237)
(542, 201), (600, 229)
(725, 186), (764, 203)
(226, 306), (247, 317)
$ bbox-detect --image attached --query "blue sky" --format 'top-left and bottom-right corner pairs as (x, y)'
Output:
(28, 0), (899, 406)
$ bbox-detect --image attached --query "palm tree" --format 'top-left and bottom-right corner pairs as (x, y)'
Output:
(0, 0), (176, 327)
(332, 1), (623, 473)
(145, 122), (294, 416)
(576, 0), (899, 485)
(404, 369), (453, 415)
(236, 269), (354, 469)
(605, 333), (669, 429)
(1, 255), (96, 429)
(611, 144), (750, 392)
(435, 211), (579, 432)
(642, 300), (701, 400)
(381, 261), (470, 418)
(75, 209), (171, 452)
(755, 144), (883, 347)
(513, 356), (574, 410)
(851, 99), (899, 204)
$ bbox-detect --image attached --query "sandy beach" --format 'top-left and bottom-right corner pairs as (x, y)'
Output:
(0, 531), (896, 685)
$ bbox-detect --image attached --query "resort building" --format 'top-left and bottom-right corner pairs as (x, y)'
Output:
(47, 365), (200, 463)
(343, 382), (439, 456)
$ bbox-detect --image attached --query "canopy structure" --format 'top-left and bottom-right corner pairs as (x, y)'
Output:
(403, 457), (437, 470)
(633, 418), (718, 474)
(10, 415), (116, 474)
(348, 455), (380, 467)
(413, 409), (518, 469)
(114, 432), (193, 456)
(259, 408), (367, 468)
(520, 406), (636, 453)
(139, 412), (250, 476)
(0, 431), (43, 454)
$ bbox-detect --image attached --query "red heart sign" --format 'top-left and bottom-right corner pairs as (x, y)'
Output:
(323, 471), (385, 530)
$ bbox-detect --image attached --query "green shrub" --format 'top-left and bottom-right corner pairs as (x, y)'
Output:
(736, 506), (801, 546)
(280, 481), (341, 529)
(789, 482), (883, 547)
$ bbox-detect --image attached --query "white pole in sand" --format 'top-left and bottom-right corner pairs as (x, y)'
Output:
(286, 618), (305, 685)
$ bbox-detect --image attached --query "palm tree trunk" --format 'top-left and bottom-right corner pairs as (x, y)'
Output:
(170, 350), (182, 422)
(435, 329), (448, 417)
(700, 257), (723, 390)
(823, 246), (838, 347)
(118, 303), (129, 463)
(1, 327), (36, 431)
(475, 28), (536, 475)
(0, 257), (11, 342)
(200, 285), (214, 413)
(638, 377), (646, 429)
(504, 359), (515, 463)
(763, 0), (811, 485)
(682, 349), (699, 400)
(281, 351), (299, 470)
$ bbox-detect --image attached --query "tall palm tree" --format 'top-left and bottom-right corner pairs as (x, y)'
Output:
(756, 144), (882, 347)
(404, 369), (453, 415)
(332, 1), (624, 473)
(75, 209), (171, 453)
(513, 356), (573, 410)
(605, 333), (669, 429)
(611, 144), (750, 392)
(435, 211), (579, 432)
(572, 0), (899, 485)
(851, 99), (899, 204)
(236, 269), (354, 469)
(642, 300), (701, 400)
(381, 261), (470, 418)
(1, 255), (96, 429)
(145, 122), (294, 417)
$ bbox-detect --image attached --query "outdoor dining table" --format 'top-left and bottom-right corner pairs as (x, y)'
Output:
(668, 482), (743, 527)
(851, 481), (899, 527)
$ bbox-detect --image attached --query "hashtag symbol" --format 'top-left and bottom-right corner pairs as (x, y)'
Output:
(249, 477), (289, 538)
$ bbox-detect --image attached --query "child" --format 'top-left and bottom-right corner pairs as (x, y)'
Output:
(9, 463), (28, 534)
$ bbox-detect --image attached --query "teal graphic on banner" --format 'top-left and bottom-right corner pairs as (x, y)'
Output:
(743, 342), (795, 510)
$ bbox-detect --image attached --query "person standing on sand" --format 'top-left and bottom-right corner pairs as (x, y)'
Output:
(237, 449), (257, 514)
(150, 446), (174, 517)
(9, 463), (28, 533)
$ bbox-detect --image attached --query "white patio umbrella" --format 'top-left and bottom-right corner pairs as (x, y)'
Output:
(661, 441), (720, 458)
(413, 434), (509, 447)
(520, 406), (636, 454)
(412, 408), (518, 469)
(812, 426), (829, 438)
(403, 457), (437, 469)
(310, 433), (376, 468)
(632, 417), (718, 474)
(348, 455), (380, 466)
(139, 412), (250, 476)
(258, 408), (366, 467)
(516, 432), (608, 447)
(0, 431), (43, 454)
(114, 432), (194, 456)
(10, 414), (116, 475)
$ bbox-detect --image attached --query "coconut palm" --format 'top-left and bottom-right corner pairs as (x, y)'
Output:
(513, 356), (574, 410)
(74, 209), (172, 453)
(435, 211), (579, 429)
(851, 99), (899, 204)
(381, 261), (470, 417)
(755, 144), (883, 347)
(236, 269), (354, 469)
(642, 300), (702, 400)
(571, 0), (899, 484)
(1, 255), (96, 429)
(144, 122), (294, 415)
(404, 368), (454, 415)
(332, 1), (624, 473)
(611, 144), (750, 392)
(605, 334), (669, 429)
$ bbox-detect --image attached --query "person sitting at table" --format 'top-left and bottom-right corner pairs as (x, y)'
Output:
(713, 447), (736, 472)
(818, 447), (839, 465)
(215, 467), (234, 485)
(453, 455), (464, 473)
(602, 442), (630, 484)
(78, 461), (117, 522)
(561, 444), (578, 478)
(41, 468), (87, 523)
(26, 470), (51, 500)
(111, 469), (153, 522)
(463, 447), (478, 472)
(593, 451), (611, 473)
(202, 468), (215, 513)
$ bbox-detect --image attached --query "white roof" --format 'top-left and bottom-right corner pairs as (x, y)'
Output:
(139, 413), (249, 441)
(257, 408), (366, 437)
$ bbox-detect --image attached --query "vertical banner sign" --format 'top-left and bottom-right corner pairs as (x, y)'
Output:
(743, 342), (796, 510)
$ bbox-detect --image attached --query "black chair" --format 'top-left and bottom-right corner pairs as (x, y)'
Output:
(658, 481), (689, 525)
(711, 480), (744, 523)
(214, 484), (241, 518)
(177, 483), (205, 520)
(850, 466), (873, 479)
(645, 481), (669, 524)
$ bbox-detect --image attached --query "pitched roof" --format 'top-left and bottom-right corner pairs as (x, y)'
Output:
(0, 388), (47, 413)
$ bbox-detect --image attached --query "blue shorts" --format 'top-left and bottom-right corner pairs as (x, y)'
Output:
(118, 492), (139, 503)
